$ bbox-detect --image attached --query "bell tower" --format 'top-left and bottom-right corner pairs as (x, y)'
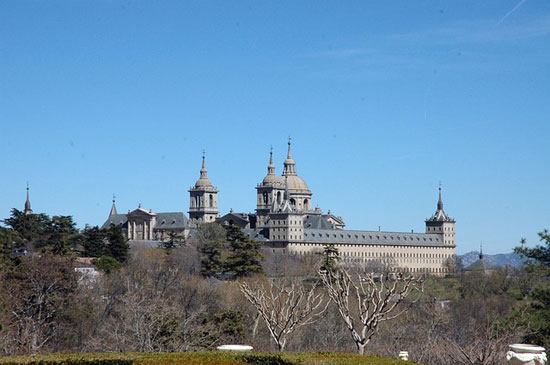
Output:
(189, 152), (219, 224)
(256, 147), (284, 228)
(425, 185), (456, 246)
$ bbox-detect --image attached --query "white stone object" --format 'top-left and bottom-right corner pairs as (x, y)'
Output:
(216, 344), (253, 351)
(399, 351), (409, 361)
(507, 344), (547, 365)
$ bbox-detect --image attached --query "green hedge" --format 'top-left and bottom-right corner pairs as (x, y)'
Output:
(0, 352), (414, 365)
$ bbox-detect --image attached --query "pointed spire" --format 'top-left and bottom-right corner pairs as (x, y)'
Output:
(437, 182), (443, 211)
(200, 150), (207, 177)
(287, 136), (292, 159)
(283, 137), (296, 176)
(24, 182), (32, 215)
(267, 146), (276, 175)
(194, 150), (213, 188)
(479, 243), (484, 260)
(109, 194), (118, 216)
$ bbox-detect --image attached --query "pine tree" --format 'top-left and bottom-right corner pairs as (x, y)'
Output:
(514, 229), (550, 346)
(159, 231), (183, 251)
(224, 225), (264, 278)
(196, 223), (227, 277)
(81, 225), (107, 257)
(105, 224), (129, 263)
(198, 235), (224, 277)
(320, 243), (340, 274)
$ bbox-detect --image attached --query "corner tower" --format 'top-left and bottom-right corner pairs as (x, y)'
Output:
(256, 147), (284, 228)
(189, 153), (219, 224)
(425, 185), (456, 246)
(268, 176), (304, 243)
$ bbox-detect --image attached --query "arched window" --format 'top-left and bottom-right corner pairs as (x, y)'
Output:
(263, 192), (268, 204)
(290, 198), (296, 206)
(304, 198), (309, 210)
(277, 191), (282, 204)
(195, 195), (200, 208)
(209, 194), (214, 207)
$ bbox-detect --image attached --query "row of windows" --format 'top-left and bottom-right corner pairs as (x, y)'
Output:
(305, 232), (440, 243)
(319, 251), (452, 259)
(273, 235), (302, 240)
(293, 243), (454, 252)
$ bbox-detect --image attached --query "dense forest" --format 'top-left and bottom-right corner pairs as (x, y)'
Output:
(0, 208), (549, 364)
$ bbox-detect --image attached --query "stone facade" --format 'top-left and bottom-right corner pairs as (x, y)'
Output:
(247, 140), (457, 276)
(101, 140), (457, 275)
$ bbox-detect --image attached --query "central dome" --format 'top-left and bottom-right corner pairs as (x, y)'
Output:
(285, 175), (309, 191)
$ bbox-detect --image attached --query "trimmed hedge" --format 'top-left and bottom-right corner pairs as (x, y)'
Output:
(0, 352), (414, 365)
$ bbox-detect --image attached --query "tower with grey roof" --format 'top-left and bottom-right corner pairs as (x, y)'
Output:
(188, 153), (219, 224)
(425, 186), (456, 247)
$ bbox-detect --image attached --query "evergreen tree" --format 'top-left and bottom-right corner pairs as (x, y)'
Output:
(224, 225), (264, 278)
(81, 225), (107, 257)
(319, 243), (340, 275)
(159, 231), (184, 251)
(3, 209), (51, 247)
(92, 255), (123, 274)
(105, 224), (129, 263)
(198, 234), (224, 277)
(48, 215), (78, 255)
(514, 229), (550, 347)
(196, 223), (227, 277)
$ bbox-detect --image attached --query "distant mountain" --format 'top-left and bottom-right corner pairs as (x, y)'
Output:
(459, 251), (523, 268)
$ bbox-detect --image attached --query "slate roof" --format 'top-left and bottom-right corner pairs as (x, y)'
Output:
(101, 214), (128, 229)
(155, 212), (188, 229)
(304, 215), (335, 230)
(243, 227), (445, 247)
(243, 228), (269, 242)
(464, 258), (496, 272)
(101, 212), (188, 230)
(302, 229), (445, 247)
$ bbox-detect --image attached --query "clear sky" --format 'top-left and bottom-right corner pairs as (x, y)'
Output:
(1, 1), (549, 254)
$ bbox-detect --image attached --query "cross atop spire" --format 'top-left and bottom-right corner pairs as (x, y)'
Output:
(109, 194), (118, 216)
(437, 182), (443, 212)
(283, 137), (296, 175)
(267, 146), (276, 175)
(200, 151), (208, 177)
(287, 136), (292, 158)
(24, 182), (32, 215)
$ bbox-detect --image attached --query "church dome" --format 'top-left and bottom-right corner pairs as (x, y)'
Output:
(285, 174), (309, 191)
(195, 176), (212, 188)
(262, 149), (283, 186)
(263, 174), (283, 185)
(194, 154), (213, 188)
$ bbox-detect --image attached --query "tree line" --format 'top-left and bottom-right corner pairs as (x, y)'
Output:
(1, 208), (550, 363)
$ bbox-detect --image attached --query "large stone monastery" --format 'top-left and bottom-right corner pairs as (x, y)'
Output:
(102, 140), (457, 275)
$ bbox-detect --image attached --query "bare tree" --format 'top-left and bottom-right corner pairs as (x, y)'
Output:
(239, 278), (329, 352)
(0, 255), (78, 354)
(318, 268), (423, 355)
(442, 293), (521, 364)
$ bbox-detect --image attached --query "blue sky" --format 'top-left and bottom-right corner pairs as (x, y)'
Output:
(1, 1), (549, 254)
